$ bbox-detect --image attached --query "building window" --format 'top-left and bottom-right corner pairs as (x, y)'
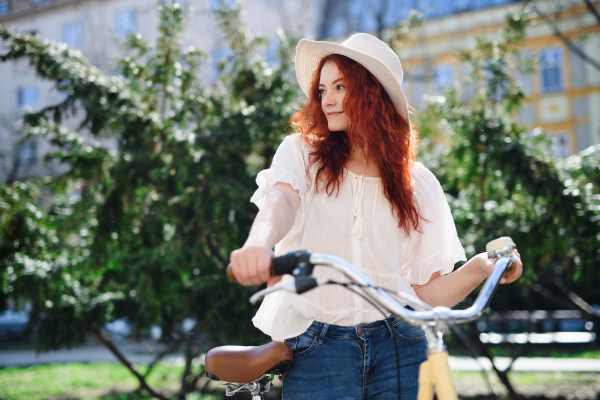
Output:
(433, 65), (453, 94)
(347, 0), (378, 33)
(552, 133), (571, 158)
(114, 10), (137, 38)
(63, 22), (83, 47)
(383, 0), (414, 26)
(453, 0), (472, 12)
(0, 0), (9, 16)
(33, 0), (51, 4)
(210, 0), (235, 10)
(575, 124), (591, 152)
(16, 86), (38, 111)
(18, 141), (37, 167)
(539, 48), (563, 93)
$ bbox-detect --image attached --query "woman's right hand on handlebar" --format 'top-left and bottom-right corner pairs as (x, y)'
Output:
(230, 245), (280, 287)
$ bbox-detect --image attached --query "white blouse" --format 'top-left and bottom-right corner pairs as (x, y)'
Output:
(251, 135), (466, 341)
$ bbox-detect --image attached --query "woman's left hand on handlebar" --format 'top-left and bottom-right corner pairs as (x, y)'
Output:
(478, 249), (522, 284)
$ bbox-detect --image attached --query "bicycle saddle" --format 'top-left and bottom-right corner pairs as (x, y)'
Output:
(205, 341), (293, 383)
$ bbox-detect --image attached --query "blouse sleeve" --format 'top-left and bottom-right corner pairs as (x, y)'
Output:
(250, 135), (308, 209)
(401, 163), (467, 285)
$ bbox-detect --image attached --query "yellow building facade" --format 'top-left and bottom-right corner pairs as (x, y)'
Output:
(396, 1), (600, 156)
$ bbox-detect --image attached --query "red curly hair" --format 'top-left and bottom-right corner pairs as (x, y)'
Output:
(290, 54), (421, 235)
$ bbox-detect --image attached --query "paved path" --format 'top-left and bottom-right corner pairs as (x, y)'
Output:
(448, 356), (600, 372)
(1, 344), (599, 371)
(0, 342), (184, 368)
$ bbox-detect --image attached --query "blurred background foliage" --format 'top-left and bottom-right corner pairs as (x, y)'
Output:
(0, 1), (599, 399)
(412, 6), (600, 313)
(0, 1), (301, 398)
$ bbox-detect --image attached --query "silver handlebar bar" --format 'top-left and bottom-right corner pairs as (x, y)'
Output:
(250, 237), (516, 327)
(309, 253), (513, 326)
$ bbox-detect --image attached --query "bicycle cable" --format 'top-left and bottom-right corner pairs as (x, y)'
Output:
(330, 281), (497, 399)
(262, 277), (496, 400)
(376, 284), (497, 398)
(324, 281), (402, 400)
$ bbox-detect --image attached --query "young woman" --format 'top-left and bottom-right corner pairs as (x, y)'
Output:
(230, 33), (522, 399)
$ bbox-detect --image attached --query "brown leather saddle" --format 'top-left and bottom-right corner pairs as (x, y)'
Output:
(205, 341), (293, 384)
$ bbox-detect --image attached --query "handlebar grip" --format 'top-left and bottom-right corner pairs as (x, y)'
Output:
(271, 253), (302, 276)
(225, 262), (276, 283)
(226, 264), (238, 283)
(503, 259), (518, 277)
(226, 250), (310, 283)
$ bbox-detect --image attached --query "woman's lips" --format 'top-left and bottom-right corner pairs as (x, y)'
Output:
(327, 111), (343, 118)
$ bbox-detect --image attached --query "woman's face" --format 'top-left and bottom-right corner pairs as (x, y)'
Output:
(319, 61), (349, 132)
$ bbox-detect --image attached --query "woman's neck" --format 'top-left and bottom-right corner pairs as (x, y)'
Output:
(346, 145), (380, 178)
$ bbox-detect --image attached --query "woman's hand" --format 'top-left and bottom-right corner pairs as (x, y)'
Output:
(477, 249), (523, 284)
(230, 245), (275, 287)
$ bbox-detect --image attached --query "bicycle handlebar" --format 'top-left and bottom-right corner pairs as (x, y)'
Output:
(228, 237), (517, 326)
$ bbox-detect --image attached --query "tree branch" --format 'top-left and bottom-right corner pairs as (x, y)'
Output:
(583, 0), (600, 26)
(467, 322), (520, 400)
(204, 233), (228, 267)
(530, 282), (600, 322)
(89, 329), (169, 400)
(173, 327), (202, 400)
(197, 373), (212, 394)
(548, 277), (600, 321)
(532, 2), (600, 73)
(144, 338), (183, 378)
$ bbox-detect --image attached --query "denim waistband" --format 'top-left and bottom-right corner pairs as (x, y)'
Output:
(306, 306), (414, 340)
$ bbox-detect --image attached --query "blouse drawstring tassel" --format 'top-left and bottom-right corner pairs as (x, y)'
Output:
(351, 174), (365, 240)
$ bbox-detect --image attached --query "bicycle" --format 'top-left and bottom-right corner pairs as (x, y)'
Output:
(205, 237), (517, 400)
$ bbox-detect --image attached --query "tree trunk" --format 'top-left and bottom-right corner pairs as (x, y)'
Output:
(467, 322), (520, 400)
(89, 328), (169, 400)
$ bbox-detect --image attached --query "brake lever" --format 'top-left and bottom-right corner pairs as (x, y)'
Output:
(250, 281), (297, 305)
(249, 277), (329, 304)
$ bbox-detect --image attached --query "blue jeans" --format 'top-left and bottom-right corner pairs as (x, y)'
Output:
(282, 316), (427, 400)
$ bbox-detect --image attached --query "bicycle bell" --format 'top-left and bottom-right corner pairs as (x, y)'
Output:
(486, 236), (516, 259)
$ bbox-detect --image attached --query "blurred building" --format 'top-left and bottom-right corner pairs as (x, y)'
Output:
(1, 0), (599, 182)
(0, 0), (325, 182)
(319, 0), (600, 158)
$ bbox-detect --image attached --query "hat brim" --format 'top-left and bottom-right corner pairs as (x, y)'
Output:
(295, 38), (410, 123)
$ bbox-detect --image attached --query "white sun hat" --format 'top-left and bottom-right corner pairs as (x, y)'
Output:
(295, 33), (410, 123)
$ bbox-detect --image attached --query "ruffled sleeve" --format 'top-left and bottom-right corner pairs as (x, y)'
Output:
(250, 135), (308, 209)
(401, 163), (466, 285)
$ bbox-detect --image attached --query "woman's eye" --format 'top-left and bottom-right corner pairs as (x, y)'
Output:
(318, 89), (325, 96)
(337, 84), (345, 90)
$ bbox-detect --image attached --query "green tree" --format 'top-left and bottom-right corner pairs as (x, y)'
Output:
(0, 2), (299, 398)
(409, 5), (600, 398)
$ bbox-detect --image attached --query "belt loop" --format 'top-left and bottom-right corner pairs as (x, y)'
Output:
(384, 318), (394, 339)
(318, 324), (329, 344)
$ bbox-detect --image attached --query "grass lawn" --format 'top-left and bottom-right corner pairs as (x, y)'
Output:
(452, 371), (600, 398)
(0, 362), (599, 399)
(447, 343), (600, 359)
(0, 362), (220, 400)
